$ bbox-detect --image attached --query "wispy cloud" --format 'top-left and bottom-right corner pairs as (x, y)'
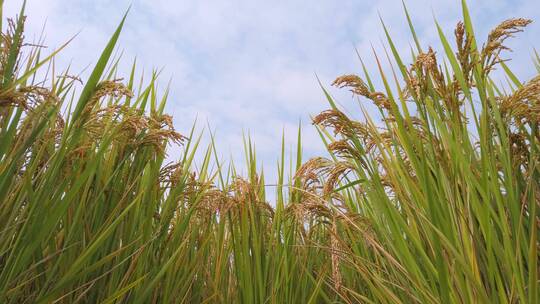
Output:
(5, 0), (540, 178)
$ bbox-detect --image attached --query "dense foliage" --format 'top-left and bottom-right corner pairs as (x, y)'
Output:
(0, 1), (538, 303)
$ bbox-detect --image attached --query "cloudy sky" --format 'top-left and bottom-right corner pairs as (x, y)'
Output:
(4, 0), (540, 178)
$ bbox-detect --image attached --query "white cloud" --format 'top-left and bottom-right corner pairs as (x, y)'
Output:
(4, 0), (540, 184)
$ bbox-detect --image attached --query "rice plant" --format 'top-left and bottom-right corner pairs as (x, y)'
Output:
(0, 1), (537, 303)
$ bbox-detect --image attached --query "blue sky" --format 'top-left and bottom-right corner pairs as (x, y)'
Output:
(5, 0), (540, 178)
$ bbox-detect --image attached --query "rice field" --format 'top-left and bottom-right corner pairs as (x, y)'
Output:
(0, 1), (538, 303)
